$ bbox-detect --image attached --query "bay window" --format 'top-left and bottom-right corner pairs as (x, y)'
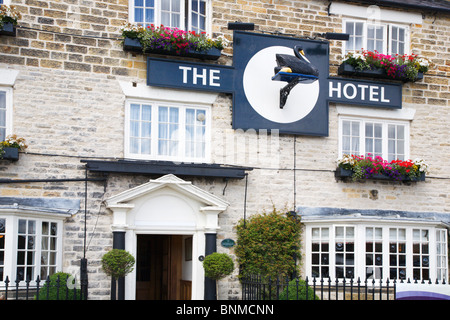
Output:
(0, 214), (63, 283)
(306, 221), (448, 282)
(125, 99), (210, 162)
(129, 0), (209, 33)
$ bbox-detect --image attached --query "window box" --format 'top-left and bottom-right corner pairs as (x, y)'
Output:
(335, 167), (425, 182)
(1, 147), (19, 161)
(123, 36), (221, 60)
(338, 62), (423, 82)
(0, 21), (16, 36)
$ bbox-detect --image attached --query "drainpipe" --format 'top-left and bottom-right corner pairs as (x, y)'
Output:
(204, 233), (217, 300)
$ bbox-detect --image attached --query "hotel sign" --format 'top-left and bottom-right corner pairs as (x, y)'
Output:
(147, 31), (402, 136)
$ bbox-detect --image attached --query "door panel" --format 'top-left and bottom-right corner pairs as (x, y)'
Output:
(136, 235), (185, 300)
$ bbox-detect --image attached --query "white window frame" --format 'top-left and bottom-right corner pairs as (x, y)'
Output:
(125, 98), (211, 163)
(343, 17), (410, 55)
(305, 219), (449, 282)
(0, 86), (13, 141)
(128, 0), (211, 34)
(0, 212), (64, 284)
(388, 24), (410, 56)
(0, 1), (12, 5)
(338, 115), (410, 161)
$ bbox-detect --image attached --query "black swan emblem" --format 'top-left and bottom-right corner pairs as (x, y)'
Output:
(272, 45), (319, 108)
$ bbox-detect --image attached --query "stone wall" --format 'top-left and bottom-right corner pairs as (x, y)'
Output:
(0, 0), (448, 300)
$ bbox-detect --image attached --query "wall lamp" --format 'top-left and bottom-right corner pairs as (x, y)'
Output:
(227, 22), (255, 30)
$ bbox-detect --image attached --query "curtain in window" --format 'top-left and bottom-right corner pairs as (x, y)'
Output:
(0, 91), (6, 141)
(191, 0), (206, 33)
(158, 106), (179, 156)
(345, 21), (364, 53)
(161, 0), (181, 28)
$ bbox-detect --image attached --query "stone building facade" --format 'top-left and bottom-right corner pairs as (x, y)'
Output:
(0, 0), (449, 300)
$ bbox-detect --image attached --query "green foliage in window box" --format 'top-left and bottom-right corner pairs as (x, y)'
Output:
(235, 207), (302, 279)
(0, 4), (21, 29)
(341, 50), (430, 82)
(202, 252), (234, 280)
(120, 23), (226, 58)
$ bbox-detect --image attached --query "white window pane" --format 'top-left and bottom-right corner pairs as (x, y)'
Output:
(172, 0), (181, 12)
(141, 139), (151, 154)
(161, 12), (170, 26)
(351, 122), (359, 135)
(135, 8), (143, 23)
(141, 123), (151, 137)
(130, 104), (140, 120)
(196, 110), (205, 124)
(199, 16), (205, 31)
(355, 36), (363, 51)
(392, 26), (398, 40)
(366, 123), (373, 137)
(312, 228), (320, 239)
(130, 121), (139, 137)
(0, 91), (5, 108)
(388, 125), (396, 138)
(398, 42), (404, 55)
(374, 124), (382, 137)
(186, 109), (195, 124)
(172, 14), (180, 28)
(399, 28), (405, 41)
(142, 105), (151, 121)
(145, 9), (154, 23)
(130, 138), (139, 154)
(353, 22), (363, 35)
(374, 139), (382, 154)
(159, 123), (168, 139)
(161, 0), (170, 11)
(343, 121), (350, 135)
(346, 21), (354, 35)
(169, 108), (179, 123)
(376, 27), (383, 39)
(0, 110), (5, 128)
(159, 107), (168, 121)
(367, 26), (374, 39)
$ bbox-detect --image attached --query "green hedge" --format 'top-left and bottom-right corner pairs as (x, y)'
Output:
(235, 207), (302, 279)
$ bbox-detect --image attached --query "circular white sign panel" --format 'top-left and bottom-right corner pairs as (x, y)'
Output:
(243, 46), (320, 124)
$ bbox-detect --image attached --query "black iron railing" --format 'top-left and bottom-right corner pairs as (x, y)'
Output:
(0, 275), (87, 300)
(241, 274), (448, 300)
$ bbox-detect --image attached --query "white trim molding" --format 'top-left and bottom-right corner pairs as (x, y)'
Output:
(329, 2), (422, 25)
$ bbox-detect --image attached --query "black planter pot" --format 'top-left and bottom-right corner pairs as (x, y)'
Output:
(338, 62), (423, 82)
(1, 147), (19, 161)
(335, 167), (425, 182)
(0, 22), (16, 37)
(123, 37), (221, 60)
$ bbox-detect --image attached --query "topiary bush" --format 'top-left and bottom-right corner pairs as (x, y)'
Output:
(279, 278), (320, 300)
(203, 252), (234, 280)
(36, 272), (80, 300)
(101, 249), (135, 279)
(235, 207), (302, 279)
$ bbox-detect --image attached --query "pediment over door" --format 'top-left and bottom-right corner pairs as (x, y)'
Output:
(105, 174), (229, 233)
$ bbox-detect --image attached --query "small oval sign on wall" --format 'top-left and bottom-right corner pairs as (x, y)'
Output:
(221, 239), (236, 248)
